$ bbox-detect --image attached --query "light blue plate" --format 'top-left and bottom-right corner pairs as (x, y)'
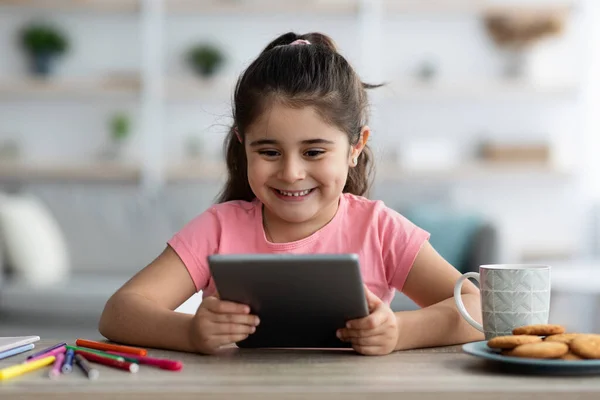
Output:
(463, 341), (600, 372)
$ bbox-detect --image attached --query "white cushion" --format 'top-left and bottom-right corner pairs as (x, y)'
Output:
(0, 194), (70, 287)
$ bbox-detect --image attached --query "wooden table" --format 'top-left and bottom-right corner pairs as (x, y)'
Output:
(1, 339), (600, 399)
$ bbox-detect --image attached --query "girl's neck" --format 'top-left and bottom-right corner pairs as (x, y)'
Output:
(262, 197), (341, 244)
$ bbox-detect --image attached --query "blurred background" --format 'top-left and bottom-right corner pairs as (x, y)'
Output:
(0, 0), (599, 341)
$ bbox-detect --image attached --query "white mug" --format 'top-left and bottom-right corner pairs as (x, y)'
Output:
(454, 264), (551, 339)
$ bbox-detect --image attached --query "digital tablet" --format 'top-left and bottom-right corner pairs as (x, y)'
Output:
(208, 253), (369, 349)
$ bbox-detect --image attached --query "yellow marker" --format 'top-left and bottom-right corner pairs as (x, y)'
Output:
(0, 355), (55, 381)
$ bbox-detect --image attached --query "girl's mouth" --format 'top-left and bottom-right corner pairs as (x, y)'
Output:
(272, 188), (315, 200)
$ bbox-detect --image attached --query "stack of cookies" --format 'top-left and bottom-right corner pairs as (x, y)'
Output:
(487, 324), (600, 360)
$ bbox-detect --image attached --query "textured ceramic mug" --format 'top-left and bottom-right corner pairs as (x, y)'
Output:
(454, 264), (551, 339)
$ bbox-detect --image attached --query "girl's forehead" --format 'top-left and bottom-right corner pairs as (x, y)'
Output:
(246, 104), (345, 142)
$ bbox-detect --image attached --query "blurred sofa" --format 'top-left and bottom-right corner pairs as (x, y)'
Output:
(0, 184), (498, 322)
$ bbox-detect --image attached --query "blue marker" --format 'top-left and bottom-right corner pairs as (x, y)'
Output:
(0, 343), (35, 360)
(61, 348), (75, 374)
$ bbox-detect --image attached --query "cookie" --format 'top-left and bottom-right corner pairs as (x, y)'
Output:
(512, 324), (566, 336)
(560, 352), (584, 361)
(487, 335), (542, 349)
(570, 336), (600, 359)
(504, 342), (569, 359)
(544, 333), (597, 344)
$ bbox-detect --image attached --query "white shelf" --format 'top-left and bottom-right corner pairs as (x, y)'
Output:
(379, 80), (579, 101)
(383, 0), (576, 14)
(164, 160), (571, 183)
(0, 162), (141, 183)
(0, 76), (141, 100)
(0, 0), (139, 12)
(165, 78), (579, 103)
(376, 161), (572, 182)
(166, 161), (227, 182)
(0, 160), (571, 184)
(166, 77), (234, 102)
(166, 0), (359, 14)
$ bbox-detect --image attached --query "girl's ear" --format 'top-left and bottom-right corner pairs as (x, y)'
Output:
(349, 126), (370, 167)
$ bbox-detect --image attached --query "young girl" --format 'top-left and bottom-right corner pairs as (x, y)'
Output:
(99, 32), (483, 356)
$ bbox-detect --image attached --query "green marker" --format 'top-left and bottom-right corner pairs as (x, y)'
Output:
(66, 345), (138, 363)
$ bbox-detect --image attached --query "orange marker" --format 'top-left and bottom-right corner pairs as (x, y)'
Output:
(75, 339), (147, 356)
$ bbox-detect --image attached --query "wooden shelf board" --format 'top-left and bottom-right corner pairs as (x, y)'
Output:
(0, 162), (142, 183)
(0, 76), (141, 100)
(380, 80), (579, 101)
(384, 0), (576, 14)
(167, 0), (359, 14)
(0, 0), (139, 12)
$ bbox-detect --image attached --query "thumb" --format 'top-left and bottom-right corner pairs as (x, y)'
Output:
(364, 284), (383, 312)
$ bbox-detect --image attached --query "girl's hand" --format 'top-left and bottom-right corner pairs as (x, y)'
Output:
(188, 296), (260, 355)
(336, 285), (399, 356)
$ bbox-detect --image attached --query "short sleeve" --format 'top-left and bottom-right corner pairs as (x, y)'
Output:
(380, 207), (430, 291)
(167, 208), (220, 292)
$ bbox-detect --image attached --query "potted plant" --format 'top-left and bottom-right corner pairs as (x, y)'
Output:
(484, 11), (564, 79)
(102, 112), (131, 160)
(186, 43), (225, 78)
(19, 22), (69, 77)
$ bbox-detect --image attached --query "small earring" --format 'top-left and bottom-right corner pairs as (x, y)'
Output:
(352, 156), (358, 165)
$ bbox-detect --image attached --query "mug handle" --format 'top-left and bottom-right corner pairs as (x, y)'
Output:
(454, 272), (483, 333)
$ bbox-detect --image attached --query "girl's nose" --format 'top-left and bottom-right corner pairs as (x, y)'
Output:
(278, 157), (305, 183)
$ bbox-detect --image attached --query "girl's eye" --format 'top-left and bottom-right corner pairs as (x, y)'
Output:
(258, 150), (280, 157)
(305, 150), (325, 158)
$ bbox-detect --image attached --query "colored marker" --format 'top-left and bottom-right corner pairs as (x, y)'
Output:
(0, 343), (35, 360)
(0, 355), (55, 381)
(75, 339), (147, 356)
(61, 349), (75, 374)
(26, 342), (66, 360)
(48, 353), (65, 379)
(75, 354), (99, 380)
(26, 345), (66, 363)
(77, 351), (138, 373)
(107, 351), (183, 371)
(66, 346), (125, 362)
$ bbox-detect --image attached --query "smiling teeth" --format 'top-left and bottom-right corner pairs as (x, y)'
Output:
(279, 189), (311, 197)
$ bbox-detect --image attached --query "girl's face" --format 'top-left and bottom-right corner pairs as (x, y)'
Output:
(244, 103), (368, 235)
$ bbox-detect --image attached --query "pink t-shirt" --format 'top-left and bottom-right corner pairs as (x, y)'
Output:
(168, 193), (430, 305)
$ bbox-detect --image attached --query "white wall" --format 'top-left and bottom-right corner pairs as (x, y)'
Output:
(0, 1), (595, 263)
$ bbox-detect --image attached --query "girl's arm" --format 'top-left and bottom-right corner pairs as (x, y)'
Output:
(394, 241), (484, 350)
(98, 245), (199, 352)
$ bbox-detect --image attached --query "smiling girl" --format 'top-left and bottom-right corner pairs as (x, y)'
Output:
(99, 32), (483, 356)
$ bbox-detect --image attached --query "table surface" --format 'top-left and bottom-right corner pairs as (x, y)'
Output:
(1, 339), (600, 400)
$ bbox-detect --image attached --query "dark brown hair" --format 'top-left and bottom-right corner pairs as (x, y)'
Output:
(217, 32), (378, 203)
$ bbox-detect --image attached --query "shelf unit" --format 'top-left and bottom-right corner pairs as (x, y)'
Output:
(0, 160), (570, 184)
(0, 161), (141, 183)
(380, 80), (580, 101)
(0, 76), (141, 100)
(0, 0), (139, 12)
(166, 0), (360, 14)
(0, 0), (581, 189)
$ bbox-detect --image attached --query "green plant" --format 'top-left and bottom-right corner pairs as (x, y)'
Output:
(20, 23), (69, 56)
(186, 43), (225, 77)
(109, 113), (131, 142)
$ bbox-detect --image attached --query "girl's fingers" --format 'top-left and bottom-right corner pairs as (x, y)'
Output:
(338, 326), (385, 339)
(347, 335), (384, 346)
(202, 297), (251, 314)
(346, 309), (387, 330)
(211, 313), (260, 326)
(212, 323), (257, 336)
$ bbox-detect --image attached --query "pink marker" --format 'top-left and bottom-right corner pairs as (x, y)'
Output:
(106, 351), (183, 371)
(48, 353), (65, 379)
(27, 345), (66, 363)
